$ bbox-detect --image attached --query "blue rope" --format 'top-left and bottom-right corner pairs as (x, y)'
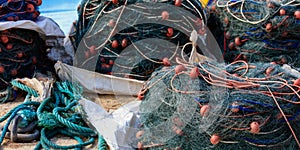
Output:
(0, 102), (39, 144)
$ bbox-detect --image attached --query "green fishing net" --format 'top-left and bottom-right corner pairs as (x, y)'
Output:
(137, 61), (300, 149)
(74, 0), (218, 80)
(210, 0), (300, 66)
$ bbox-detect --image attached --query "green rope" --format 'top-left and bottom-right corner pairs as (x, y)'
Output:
(53, 101), (96, 134)
(39, 128), (95, 149)
(1, 81), (104, 149)
(11, 80), (39, 97)
(0, 101), (39, 122)
(34, 81), (99, 149)
(98, 134), (107, 150)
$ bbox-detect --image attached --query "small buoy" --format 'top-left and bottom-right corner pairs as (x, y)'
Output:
(17, 52), (23, 58)
(11, 69), (17, 76)
(265, 67), (273, 75)
(250, 122), (260, 134)
(200, 105), (210, 117)
(175, 0), (182, 7)
(210, 134), (220, 145)
(112, 0), (118, 5)
(234, 37), (242, 46)
(175, 65), (186, 74)
(279, 8), (286, 16)
(231, 101), (239, 113)
(0, 66), (4, 74)
(293, 78), (300, 86)
(172, 126), (184, 136)
(112, 40), (119, 48)
(295, 11), (300, 20)
(7, 17), (14, 21)
(161, 11), (169, 20)
(136, 131), (144, 139)
(266, 23), (272, 32)
(137, 91), (144, 100)
(108, 19), (115, 27)
(166, 27), (174, 37)
(89, 45), (96, 55)
(121, 38), (128, 48)
(137, 142), (143, 150)
(36, 0), (42, 6)
(211, 5), (216, 12)
(190, 67), (199, 79)
(109, 60), (114, 65)
(162, 57), (171, 66)
(1, 36), (9, 44)
(6, 43), (13, 50)
(26, 4), (35, 13)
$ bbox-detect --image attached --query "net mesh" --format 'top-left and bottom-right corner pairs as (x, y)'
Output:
(0, 28), (53, 90)
(74, 0), (210, 80)
(210, 0), (300, 67)
(0, 0), (41, 21)
(136, 60), (300, 149)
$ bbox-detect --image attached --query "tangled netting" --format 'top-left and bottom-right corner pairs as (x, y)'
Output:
(74, 0), (213, 80)
(0, 29), (52, 91)
(209, 0), (300, 67)
(136, 60), (300, 149)
(0, 0), (41, 21)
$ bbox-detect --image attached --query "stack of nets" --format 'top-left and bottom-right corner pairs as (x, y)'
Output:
(74, 0), (210, 80)
(0, 28), (52, 95)
(136, 60), (300, 149)
(210, 0), (300, 67)
(0, 0), (42, 21)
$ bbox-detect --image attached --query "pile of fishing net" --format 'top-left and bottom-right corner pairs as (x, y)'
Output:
(74, 0), (211, 80)
(0, 0), (42, 21)
(136, 60), (300, 149)
(210, 0), (300, 66)
(0, 28), (53, 101)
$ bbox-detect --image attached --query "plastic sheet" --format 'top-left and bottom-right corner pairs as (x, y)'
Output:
(79, 98), (141, 150)
(55, 61), (144, 95)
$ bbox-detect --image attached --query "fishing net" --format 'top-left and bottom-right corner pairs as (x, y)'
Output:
(74, 0), (218, 81)
(0, 28), (53, 94)
(0, 0), (41, 21)
(136, 60), (300, 149)
(210, 0), (300, 67)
